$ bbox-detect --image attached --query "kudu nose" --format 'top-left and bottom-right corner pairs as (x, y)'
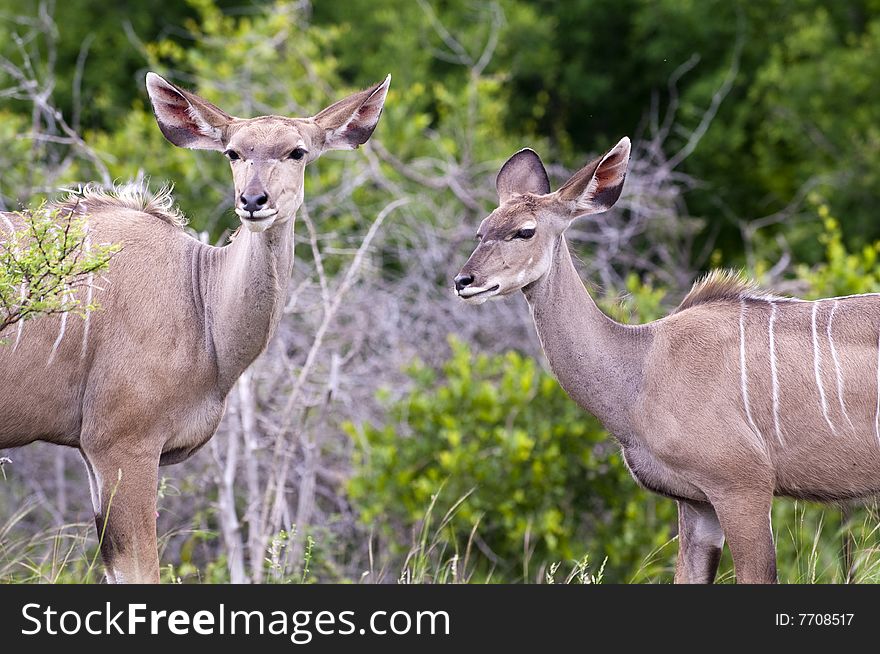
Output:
(240, 192), (269, 213)
(454, 273), (475, 292)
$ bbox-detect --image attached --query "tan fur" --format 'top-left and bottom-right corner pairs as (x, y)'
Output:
(456, 137), (880, 584)
(0, 72), (390, 583)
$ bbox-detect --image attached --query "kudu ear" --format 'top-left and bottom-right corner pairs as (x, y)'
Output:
(556, 137), (630, 217)
(495, 148), (551, 203)
(145, 72), (233, 151)
(313, 74), (391, 151)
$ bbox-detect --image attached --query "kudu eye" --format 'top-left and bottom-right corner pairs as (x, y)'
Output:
(224, 149), (240, 161)
(515, 227), (536, 239)
(288, 148), (307, 161)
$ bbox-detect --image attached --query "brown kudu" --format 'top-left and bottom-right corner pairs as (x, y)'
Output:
(454, 137), (880, 583)
(0, 72), (390, 583)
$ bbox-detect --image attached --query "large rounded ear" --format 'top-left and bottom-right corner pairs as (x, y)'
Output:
(145, 73), (233, 150)
(314, 75), (391, 151)
(556, 137), (630, 217)
(495, 148), (550, 203)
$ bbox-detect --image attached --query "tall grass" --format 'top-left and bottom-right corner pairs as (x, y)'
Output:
(2, 496), (879, 584)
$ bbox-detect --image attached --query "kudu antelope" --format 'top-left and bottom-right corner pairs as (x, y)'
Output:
(0, 72), (391, 583)
(454, 137), (880, 583)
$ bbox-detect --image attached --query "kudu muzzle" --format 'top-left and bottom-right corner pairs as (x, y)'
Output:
(235, 170), (278, 231)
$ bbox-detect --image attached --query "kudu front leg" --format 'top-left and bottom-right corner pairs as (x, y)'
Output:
(674, 500), (724, 584)
(709, 491), (777, 584)
(85, 447), (161, 584)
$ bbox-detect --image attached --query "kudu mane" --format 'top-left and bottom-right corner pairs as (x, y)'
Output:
(675, 269), (790, 313)
(55, 182), (187, 229)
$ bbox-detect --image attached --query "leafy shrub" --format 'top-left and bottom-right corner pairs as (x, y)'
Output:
(0, 203), (117, 336)
(795, 197), (880, 298)
(347, 336), (676, 582)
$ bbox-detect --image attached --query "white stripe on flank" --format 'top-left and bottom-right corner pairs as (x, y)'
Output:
(81, 273), (93, 359)
(768, 301), (786, 446)
(0, 213), (15, 233)
(739, 300), (764, 448)
(47, 303), (69, 366)
(13, 283), (25, 351)
(875, 322), (880, 447)
(81, 228), (93, 359)
(827, 301), (854, 430)
(811, 302), (836, 434)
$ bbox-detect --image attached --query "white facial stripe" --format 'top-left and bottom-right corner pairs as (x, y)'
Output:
(739, 300), (765, 449)
(768, 301), (785, 446)
(520, 221), (537, 230)
(827, 300), (854, 430)
(811, 302), (836, 434)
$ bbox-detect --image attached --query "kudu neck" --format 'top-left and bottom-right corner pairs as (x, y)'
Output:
(522, 235), (650, 436)
(200, 219), (295, 392)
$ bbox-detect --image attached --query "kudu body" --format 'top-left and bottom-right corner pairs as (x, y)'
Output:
(0, 72), (390, 583)
(455, 138), (880, 583)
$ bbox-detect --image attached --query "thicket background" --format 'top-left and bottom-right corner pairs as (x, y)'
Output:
(2, 0), (880, 583)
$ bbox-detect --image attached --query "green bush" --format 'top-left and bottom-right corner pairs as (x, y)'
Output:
(795, 197), (880, 298)
(0, 203), (117, 337)
(347, 336), (676, 582)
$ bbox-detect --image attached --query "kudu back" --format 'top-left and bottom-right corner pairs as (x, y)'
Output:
(454, 138), (880, 583)
(0, 72), (390, 583)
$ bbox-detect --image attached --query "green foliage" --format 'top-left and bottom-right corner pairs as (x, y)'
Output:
(602, 273), (668, 324)
(0, 0), (253, 130)
(748, 8), (880, 248)
(795, 197), (880, 298)
(347, 336), (676, 582)
(0, 203), (117, 336)
(6, 0), (880, 260)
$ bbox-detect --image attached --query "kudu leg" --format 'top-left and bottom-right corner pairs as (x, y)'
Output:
(674, 500), (724, 584)
(85, 448), (161, 584)
(79, 451), (116, 583)
(710, 492), (777, 584)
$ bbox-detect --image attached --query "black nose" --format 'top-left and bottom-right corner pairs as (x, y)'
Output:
(240, 192), (269, 213)
(454, 273), (474, 292)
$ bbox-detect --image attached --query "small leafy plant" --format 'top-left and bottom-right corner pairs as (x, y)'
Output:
(0, 202), (118, 337)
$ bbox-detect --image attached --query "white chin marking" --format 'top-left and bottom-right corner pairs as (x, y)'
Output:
(242, 217), (275, 232)
(457, 284), (501, 304)
(462, 294), (493, 305)
(235, 208), (279, 232)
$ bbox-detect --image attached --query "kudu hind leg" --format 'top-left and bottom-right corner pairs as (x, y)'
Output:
(86, 449), (161, 584)
(674, 500), (724, 584)
(80, 451), (117, 583)
(709, 491), (777, 584)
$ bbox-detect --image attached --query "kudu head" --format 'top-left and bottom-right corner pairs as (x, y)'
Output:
(454, 137), (630, 303)
(145, 72), (391, 232)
